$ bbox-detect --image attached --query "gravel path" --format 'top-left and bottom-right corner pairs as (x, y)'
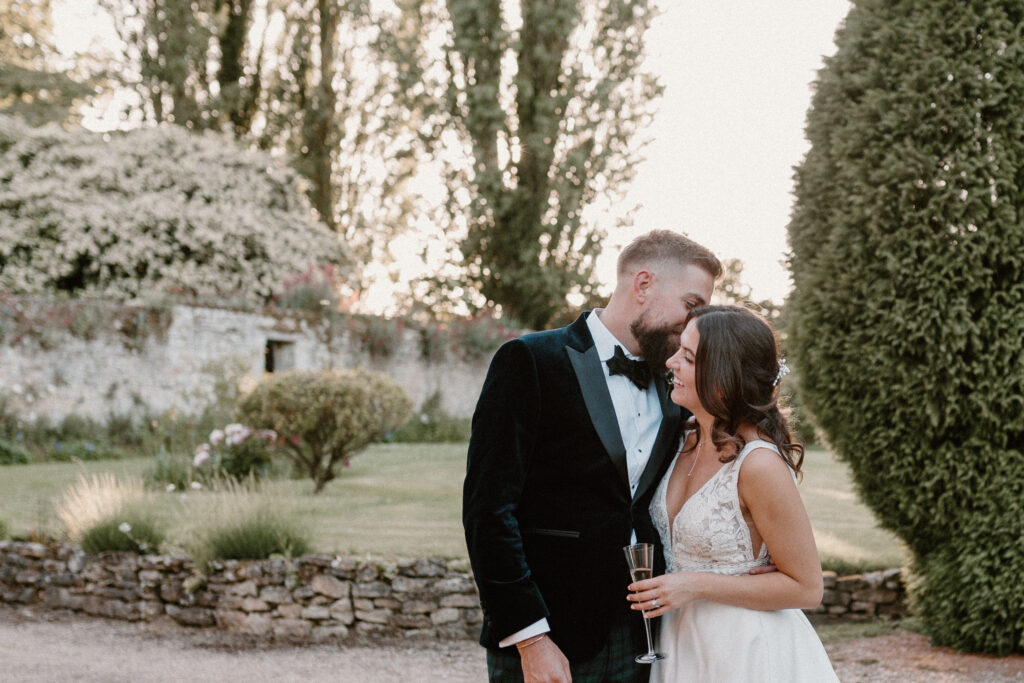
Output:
(3, 605), (1023, 682)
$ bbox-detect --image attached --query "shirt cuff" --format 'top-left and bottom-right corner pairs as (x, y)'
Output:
(498, 619), (551, 648)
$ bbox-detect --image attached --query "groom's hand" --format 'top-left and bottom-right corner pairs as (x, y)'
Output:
(517, 635), (571, 683)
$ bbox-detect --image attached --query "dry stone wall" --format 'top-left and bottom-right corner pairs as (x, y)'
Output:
(816, 569), (906, 619)
(0, 541), (480, 641)
(0, 542), (905, 642)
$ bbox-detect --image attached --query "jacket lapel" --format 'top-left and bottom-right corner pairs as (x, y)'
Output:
(566, 315), (629, 488)
(634, 373), (683, 500)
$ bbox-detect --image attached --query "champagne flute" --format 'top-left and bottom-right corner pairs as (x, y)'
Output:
(623, 543), (666, 664)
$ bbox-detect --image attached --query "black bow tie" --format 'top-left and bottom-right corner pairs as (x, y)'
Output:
(606, 345), (652, 391)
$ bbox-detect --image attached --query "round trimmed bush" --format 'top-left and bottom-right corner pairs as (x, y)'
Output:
(238, 369), (412, 492)
(788, 0), (1024, 653)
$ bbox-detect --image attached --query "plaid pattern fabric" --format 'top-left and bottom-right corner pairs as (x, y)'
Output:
(486, 609), (651, 683)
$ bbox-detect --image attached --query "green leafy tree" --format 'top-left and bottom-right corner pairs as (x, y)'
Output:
(256, 0), (441, 272)
(440, 0), (663, 329)
(237, 370), (412, 493)
(99, 0), (253, 130)
(0, 0), (93, 125)
(101, 0), (439, 289)
(787, 0), (1024, 654)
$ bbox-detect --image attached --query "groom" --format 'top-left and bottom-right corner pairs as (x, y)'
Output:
(463, 230), (722, 682)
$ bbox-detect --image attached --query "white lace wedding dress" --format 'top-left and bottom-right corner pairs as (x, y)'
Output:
(648, 439), (839, 682)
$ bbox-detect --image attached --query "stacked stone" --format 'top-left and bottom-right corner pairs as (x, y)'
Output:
(0, 541), (481, 641)
(2, 541), (908, 637)
(813, 568), (906, 619)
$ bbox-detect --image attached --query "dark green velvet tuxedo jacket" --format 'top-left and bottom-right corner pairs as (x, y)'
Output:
(462, 312), (684, 662)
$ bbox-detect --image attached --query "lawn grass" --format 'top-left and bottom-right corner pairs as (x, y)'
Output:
(0, 443), (905, 569)
(801, 448), (909, 572)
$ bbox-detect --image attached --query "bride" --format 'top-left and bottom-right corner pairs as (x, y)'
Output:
(628, 305), (838, 682)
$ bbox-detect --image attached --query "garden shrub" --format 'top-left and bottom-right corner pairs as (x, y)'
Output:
(47, 439), (123, 462)
(144, 453), (205, 492)
(0, 518), (9, 539)
(787, 0), (1024, 653)
(0, 115), (349, 305)
(238, 369), (412, 492)
(387, 391), (470, 443)
(274, 265), (340, 311)
(0, 437), (31, 464)
(191, 423), (276, 481)
(80, 513), (165, 555)
(449, 315), (522, 360)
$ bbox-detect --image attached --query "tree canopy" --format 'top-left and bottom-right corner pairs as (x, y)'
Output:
(99, 0), (439, 291)
(0, 0), (94, 126)
(440, 0), (663, 329)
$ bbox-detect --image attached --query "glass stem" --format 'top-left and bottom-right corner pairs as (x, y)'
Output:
(642, 613), (656, 654)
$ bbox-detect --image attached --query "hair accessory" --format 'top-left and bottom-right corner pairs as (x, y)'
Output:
(773, 358), (790, 387)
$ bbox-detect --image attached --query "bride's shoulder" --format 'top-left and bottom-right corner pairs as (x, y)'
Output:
(736, 443), (794, 488)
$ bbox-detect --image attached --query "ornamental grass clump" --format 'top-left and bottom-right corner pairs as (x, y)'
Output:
(179, 481), (310, 568)
(80, 515), (164, 555)
(56, 473), (164, 554)
(238, 369), (412, 493)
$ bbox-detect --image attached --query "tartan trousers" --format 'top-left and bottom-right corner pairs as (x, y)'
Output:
(486, 608), (652, 683)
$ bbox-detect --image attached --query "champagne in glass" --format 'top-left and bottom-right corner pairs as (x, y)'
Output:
(623, 543), (666, 664)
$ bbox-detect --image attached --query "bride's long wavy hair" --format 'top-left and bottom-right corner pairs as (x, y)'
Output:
(683, 305), (804, 476)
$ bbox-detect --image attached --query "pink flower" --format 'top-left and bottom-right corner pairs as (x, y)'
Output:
(226, 426), (252, 446)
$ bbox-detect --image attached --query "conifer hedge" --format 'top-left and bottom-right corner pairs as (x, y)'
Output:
(788, 0), (1024, 654)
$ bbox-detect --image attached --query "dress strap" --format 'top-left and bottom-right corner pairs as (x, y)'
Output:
(735, 439), (796, 482)
(735, 439), (782, 465)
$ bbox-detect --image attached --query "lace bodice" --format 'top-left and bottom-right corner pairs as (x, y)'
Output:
(650, 438), (786, 575)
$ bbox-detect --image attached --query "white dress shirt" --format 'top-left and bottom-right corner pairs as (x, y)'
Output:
(500, 310), (662, 647)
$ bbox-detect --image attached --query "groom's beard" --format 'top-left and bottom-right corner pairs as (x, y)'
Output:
(629, 314), (677, 376)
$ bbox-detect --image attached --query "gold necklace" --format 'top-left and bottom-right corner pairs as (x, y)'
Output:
(687, 437), (705, 477)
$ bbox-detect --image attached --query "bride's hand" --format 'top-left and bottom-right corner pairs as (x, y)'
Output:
(627, 573), (703, 619)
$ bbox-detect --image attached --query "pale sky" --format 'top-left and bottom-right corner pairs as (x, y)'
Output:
(608, 0), (852, 303)
(52, 0), (853, 308)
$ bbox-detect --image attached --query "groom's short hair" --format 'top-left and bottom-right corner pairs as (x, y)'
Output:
(617, 230), (722, 280)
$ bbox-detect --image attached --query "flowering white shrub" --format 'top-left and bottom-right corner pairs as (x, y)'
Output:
(0, 116), (349, 304)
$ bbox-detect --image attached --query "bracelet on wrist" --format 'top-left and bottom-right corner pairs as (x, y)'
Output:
(516, 634), (547, 650)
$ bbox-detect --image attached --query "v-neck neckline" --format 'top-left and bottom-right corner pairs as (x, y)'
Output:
(664, 445), (730, 540)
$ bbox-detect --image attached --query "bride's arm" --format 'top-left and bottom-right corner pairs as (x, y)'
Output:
(628, 448), (823, 615)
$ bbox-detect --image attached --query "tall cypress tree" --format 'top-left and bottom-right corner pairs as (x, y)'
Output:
(788, 0), (1024, 653)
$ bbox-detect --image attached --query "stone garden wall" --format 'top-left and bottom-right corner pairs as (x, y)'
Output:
(817, 568), (906, 619)
(0, 298), (495, 423)
(0, 541), (479, 641)
(0, 542), (905, 642)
